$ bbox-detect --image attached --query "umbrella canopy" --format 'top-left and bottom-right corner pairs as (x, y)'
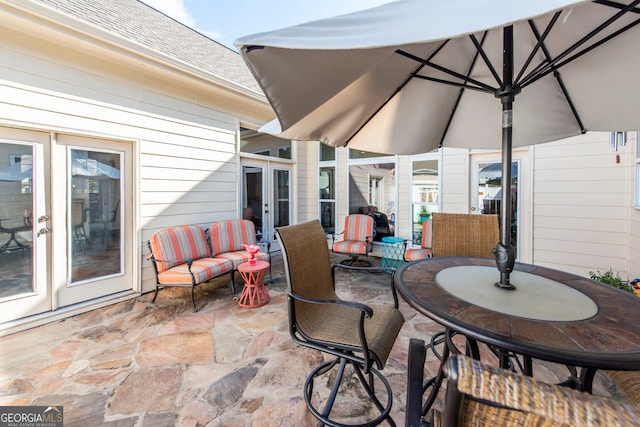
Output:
(236, 0), (640, 288)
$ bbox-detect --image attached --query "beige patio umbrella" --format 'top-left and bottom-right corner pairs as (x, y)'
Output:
(236, 0), (640, 289)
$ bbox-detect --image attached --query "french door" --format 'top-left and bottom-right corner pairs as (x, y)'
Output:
(0, 128), (50, 323)
(241, 160), (292, 247)
(0, 128), (134, 324)
(53, 135), (134, 307)
(470, 151), (531, 263)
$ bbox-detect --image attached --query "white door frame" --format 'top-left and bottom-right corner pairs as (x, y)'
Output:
(0, 130), (51, 324)
(469, 149), (532, 263)
(240, 158), (293, 249)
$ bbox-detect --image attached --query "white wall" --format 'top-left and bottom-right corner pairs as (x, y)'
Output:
(532, 132), (632, 278)
(0, 11), (270, 295)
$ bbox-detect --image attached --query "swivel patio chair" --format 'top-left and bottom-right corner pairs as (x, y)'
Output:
(276, 220), (405, 426)
(422, 213), (500, 366)
(404, 219), (433, 261)
(428, 353), (640, 426)
(332, 213), (375, 266)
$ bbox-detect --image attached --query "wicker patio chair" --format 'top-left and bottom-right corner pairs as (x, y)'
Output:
(607, 370), (640, 407)
(431, 213), (499, 258)
(433, 354), (640, 427)
(276, 219), (405, 426)
(331, 213), (375, 266)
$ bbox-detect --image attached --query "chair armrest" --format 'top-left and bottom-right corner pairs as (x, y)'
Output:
(332, 264), (400, 308)
(289, 291), (374, 318)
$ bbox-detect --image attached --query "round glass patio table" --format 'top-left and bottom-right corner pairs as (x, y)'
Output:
(395, 257), (640, 394)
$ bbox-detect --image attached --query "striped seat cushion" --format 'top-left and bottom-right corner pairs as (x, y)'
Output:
(216, 250), (269, 269)
(332, 241), (369, 255)
(404, 248), (433, 261)
(157, 257), (233, 285)
(209, 219), (257, 257)
(405, 220), (433, 261)
(149, 225), (211, 273)
(344, 214), (374, 242)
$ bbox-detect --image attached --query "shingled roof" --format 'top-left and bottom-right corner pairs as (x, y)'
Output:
(38, 0), (264, 97)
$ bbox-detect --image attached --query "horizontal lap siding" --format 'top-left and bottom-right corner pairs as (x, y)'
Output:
(532, 134), (632, 277)
(0, 27), (246, 294)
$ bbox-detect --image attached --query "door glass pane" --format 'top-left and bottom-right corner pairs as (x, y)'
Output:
(411, 159), (439, 245)
(273, 169), (290, 231)
(319, 167), (335, 234)
(69, 149), (122, 283)
(477, 161), (519, 255)
(243, 166), (263, 240)
(348, 162), (395, 241)
(0, 143), (34, 298)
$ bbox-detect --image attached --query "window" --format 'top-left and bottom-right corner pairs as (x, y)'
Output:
(636, 132), (640, 208)
(411, 157), (440, 245)
(348, 151), (396, 242)
(319, 143), (336, 234)
(239, 127), (291, 159)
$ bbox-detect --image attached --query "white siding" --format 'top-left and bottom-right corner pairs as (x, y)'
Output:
(440, 148), (469, 212)
(532, 133), (632, 277)
(0, 17), (270, 296)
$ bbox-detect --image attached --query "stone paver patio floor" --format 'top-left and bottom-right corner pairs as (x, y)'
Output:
(0, 254), (624, 426)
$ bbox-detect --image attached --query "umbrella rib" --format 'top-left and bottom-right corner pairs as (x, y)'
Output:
(341, 42), (450, 148)
(514, 13), (561, 85)
(522, 15), (640, 88)
(520, 0), (640, 87)
(469, 32), (502, 87)
(525, 19), (586, 134)
(439, 33), (488, 147)
(395, 49), (497, 93)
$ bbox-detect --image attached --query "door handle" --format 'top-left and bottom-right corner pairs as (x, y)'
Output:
(471, 207), (476, 212)
(37, 228), (51, 237)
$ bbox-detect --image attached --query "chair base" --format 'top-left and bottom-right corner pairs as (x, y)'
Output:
(339, 256), (372, 267)
(304, 357), (395, 427)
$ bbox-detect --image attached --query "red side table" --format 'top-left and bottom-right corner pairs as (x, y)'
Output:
(237, 261), (270, 308)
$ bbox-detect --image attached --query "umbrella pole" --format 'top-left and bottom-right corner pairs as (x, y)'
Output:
(495, 26), (517, 290)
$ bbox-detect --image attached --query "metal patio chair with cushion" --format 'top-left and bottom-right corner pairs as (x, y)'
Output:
(331, 213), (375, 266)
(148, 225), (234, 311)
(405, 219), (433, 261)
(276, 220), (405, 427)
(208, 219), (271, 285)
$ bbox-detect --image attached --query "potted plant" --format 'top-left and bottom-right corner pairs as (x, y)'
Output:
(418, 206), (431, 223)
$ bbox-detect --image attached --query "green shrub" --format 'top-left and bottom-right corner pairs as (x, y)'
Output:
(589, 269), (632, 293)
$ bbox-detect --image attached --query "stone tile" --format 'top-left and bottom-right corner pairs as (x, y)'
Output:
(109, 366), (183, 415)
(32, 392), (110, 426)
(136, 328), (214, 368)
(90, 342), (136, 370)
(0, 254), (624, 426)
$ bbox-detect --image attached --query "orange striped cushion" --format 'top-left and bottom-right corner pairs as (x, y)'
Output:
(209, 220), (257, 256)
(344, 214), (374, 242)
(149, 225), (211, 273)
(332, 241), (368, 255)
(216, 251), (269, 269)
(404, 248), (433, 261)
(421, 219), (433, 249)
(157, 257), (233, 285)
